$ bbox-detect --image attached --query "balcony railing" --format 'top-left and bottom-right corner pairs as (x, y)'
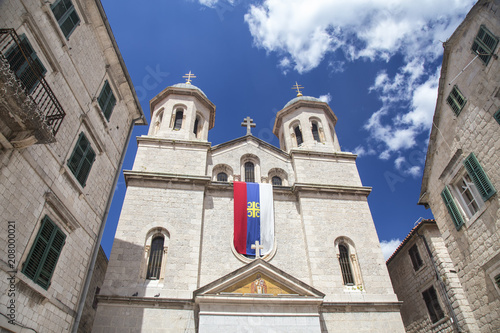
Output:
(0, 28), (65, 137)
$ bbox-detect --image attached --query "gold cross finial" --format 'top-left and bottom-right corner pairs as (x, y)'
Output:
(183, 71), (196, 85)
(292, 82), (303, 97)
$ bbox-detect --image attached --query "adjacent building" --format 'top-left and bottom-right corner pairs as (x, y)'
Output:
(93, 81), (405, 332)
(418, 0), (500, 331)
(0, 0), (145, 332)
(387, 219), (479, 332)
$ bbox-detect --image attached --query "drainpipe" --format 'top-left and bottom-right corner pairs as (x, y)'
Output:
(71, 115), (144, 333)
(416, 230), (461, 333)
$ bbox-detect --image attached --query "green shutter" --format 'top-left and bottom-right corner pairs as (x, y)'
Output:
(494, 109), (500, 125)
(51, 0), (80, 39)
(472, 25), (498, 65)
(446, 85), (466, 116)
(22, 216), (66, 289)
(464, 153), (496, 201)
(67, 133), (95, 187)
(98, 81), (116, 121)
(441, 186), (464, 230)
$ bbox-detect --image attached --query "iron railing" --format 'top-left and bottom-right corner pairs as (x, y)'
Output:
(0, 28), (65, 136)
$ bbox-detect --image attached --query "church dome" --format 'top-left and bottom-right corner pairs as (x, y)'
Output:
(284, 95), (323, 108)
(171, 83), (207, 98)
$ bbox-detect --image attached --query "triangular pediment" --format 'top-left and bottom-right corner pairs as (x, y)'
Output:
(194, 259), (324, 299)
(211, 135), (289, 161)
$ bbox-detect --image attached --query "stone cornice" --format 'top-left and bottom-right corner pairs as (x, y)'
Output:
(292, 183), (372, 196)
(124, 170), (211, 187)
(97, 295), (193, 309)
(137, 136), (212, 149)
(290, 149), (357, 161)
(320, 301), (402, 312)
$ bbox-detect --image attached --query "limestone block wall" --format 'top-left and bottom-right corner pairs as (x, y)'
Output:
(422, 2), (500, 331)
(101, 182), (205, 299)
(320, 311), (405, 333)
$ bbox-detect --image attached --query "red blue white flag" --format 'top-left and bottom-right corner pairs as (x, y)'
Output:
(234, 182), (274, 256)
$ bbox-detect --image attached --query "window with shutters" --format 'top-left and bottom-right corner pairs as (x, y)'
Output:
(446, 85), (466, 116)
(472, 25), (498, 65)
(173, 109), (183, 130)
(464, 153), (496, 201)
(5, 34), (46, 93)
(147, 236), (164, 280)
(22, 216), (66, 290)
(422, 286), (445, 323)
(495, 109), (500, 125)
(245, 162), (255, 183)
(67, 133), (96, 187)
(51, 0), (80, 39)
(409, 244), (423, 271)
(97, 80), (116, 121)
(217, 172), (228, 182)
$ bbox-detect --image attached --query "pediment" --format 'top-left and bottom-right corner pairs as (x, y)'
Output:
(194, 259), (324, 299)
(211, 135), (289, 161)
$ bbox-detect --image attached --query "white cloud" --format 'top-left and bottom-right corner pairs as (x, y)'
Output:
(243, 0), (473, 73)
(380, 239), (402, 260)
(318, 93), (331, 104)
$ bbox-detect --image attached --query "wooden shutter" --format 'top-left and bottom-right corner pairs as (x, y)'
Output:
(51, 0), (80, 38)
(67, 133), (95, 187)
(98, 81), (116, 121)
(494, 109), (500, 125)
(441, 186), (464, 230)
(472, 25), (498, 65)
(464, 153), (496, 201)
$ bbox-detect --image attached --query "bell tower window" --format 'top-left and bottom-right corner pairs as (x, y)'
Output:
(147, 236), (164, 280)
(338, 244), (354, 285)
(312, 122), (320, 142)
(193, 116), (200, 136)
(173, 109), (183, 130)
(294, 126), (303, 146)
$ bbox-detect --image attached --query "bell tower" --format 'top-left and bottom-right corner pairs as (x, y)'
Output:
(273, 83), (340, 153)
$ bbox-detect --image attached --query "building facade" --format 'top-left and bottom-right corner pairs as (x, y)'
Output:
(93, 82), (405, 332)
(387, 220), (479, 333)
(418, 0), (500, 332)
(0, 0), (145, 332)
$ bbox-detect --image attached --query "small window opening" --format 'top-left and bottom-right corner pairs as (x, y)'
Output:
(147, 236), (164, 279)
(294, 126), (303, 146)
(245, 162), (255, 182)
(174, 110), (183, 130)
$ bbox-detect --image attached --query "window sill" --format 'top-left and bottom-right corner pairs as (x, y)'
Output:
(430, 316), (449, 328)
(464, 203), (488, 229)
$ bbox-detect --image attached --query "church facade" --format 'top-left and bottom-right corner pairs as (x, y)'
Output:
(93, 82), (405, 332)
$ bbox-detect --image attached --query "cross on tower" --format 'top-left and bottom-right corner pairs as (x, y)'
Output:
(183, 71), (196, 84)
(292, 81), (304, 97)
(241, 116), (256, 136)
(251, 240), (264, 259)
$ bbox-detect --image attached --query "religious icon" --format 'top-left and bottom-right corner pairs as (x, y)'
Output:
(250, 274), (267, 294)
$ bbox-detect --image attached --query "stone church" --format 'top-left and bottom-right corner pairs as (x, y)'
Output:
(93, 80), (405, 332)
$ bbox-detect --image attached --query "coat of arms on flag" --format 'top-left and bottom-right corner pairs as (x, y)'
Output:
(233, 182), (274, 257)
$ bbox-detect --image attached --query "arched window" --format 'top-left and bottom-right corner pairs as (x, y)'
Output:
(217, 172), (228, 182)
(153, 110), (163, 134)
(193, 116), (200, 136)
(294, 126), (303, 146)
(311, 122), (320, 142)
(245, 162), (255, 182)
(173, 109), (183, 130)
(147, 236), (164, 280)
(338, 244), (354, 285)
(272, 176), (282, 186)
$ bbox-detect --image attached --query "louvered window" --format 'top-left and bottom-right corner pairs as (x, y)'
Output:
(245, 162), (255, 183)
(464, 153), (496, 201)
(311, 122), (320, 142)
(495, 109), (500, 125)
(409, 244), (423, 271)
(97, 80), (116, 121)
(338, 244), (354, 285)
(51, 0), (80, 39)
(446, 85), (466, 116)
(22, 216), (66, 289)
(147, 236), (164, 280)
(472, 25), (498, 65)
(294, 126), (303, 146)
(5, 34), (46, 93)
(422, 286), (445, 323)
(272, 176), (282, 186)
(67, 133), (96, 187)
(217, 172), (228, 182)
(441, 186), (464, 230)
(174, 110), (183, 130)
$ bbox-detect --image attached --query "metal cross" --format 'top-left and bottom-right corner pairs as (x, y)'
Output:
(251, 240), (264, 259)
(241, 116), (256, 135)
(183, 71), (196, 84)
(292, 81), (304, 97)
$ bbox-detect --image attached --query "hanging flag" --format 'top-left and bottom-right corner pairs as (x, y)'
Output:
(234, 182), (274, 256)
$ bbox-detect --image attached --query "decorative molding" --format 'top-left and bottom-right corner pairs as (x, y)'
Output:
(44, 191), (80, 232)
(293, 183), (372, 196)
(80, 113), (105, 153)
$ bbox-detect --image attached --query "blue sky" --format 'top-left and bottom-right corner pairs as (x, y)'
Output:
(100, 0), (476, 259)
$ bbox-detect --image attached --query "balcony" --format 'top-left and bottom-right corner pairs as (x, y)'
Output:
(0, 28), (65, 148)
